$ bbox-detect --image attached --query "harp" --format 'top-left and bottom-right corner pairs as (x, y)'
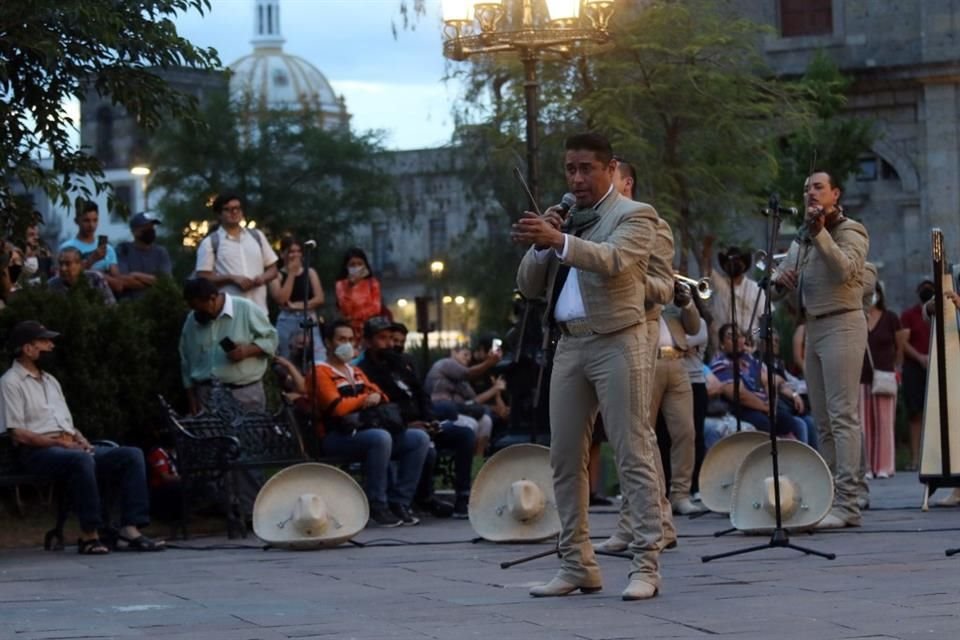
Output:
(919, 229), (960, 510)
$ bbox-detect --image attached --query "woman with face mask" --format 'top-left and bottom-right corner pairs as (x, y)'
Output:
(334, 248), (389, 340)
(858, 280), (908, 479)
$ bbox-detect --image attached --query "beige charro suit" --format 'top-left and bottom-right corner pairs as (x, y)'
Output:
(517, 191), (663, 589)
(775, 217), (869, 522)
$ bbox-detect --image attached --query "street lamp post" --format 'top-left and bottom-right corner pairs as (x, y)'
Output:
(430, 260), (445, 346)
(441, 0), (616, 204)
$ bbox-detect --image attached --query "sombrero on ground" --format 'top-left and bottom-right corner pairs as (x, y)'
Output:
(469, 444), (560, 543)
(699, 431), (770, 514)
(253, 463), (369, 549)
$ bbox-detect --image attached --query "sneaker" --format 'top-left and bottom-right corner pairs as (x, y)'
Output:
(452, 496), (469, 519)
(389, 503), (420, 526)
(370, 505), (403, 527)
(589, 493), (613, 507)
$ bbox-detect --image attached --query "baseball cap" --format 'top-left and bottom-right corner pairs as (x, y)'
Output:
(363, 317), (394, 339)
(8, 321), (59, 350)
(129, 212), (162, 230)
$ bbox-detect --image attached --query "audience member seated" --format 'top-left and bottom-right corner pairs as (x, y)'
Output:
(358, 317), (475, 519)
(116, 212), (172, 300)
(48, 247), (116, 305)
(0, 321), (163, 554)
(702, 365), (757, 449)
(424, 344), (502, 456)
(709, 323), (813, 446)
(389, 322), (421, 377)
(470, 335), (511, 425)
(291, 319), (430, 527)
(59, 201), (124, 294)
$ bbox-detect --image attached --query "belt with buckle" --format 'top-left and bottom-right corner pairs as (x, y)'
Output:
(657, 346), (684, 360)
(557, 318), (596, 338)
(809, 308), (861, 321)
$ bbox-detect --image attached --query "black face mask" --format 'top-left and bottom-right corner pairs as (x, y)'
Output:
(36, 350), (55, 371)
(392, 345), (405, 355)
(919, 287), (935, 303)
(7, 265), (22, 282)
(138, 227), (157, 245)
(369, 347), (402, 365)
(194, 311), (213, 325)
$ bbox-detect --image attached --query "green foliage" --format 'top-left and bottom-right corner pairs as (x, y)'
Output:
(0, 279), (189, 442)
(149, 91), (396, 280)
(0, 0), (219, 223)
(772, 51), (877, 220)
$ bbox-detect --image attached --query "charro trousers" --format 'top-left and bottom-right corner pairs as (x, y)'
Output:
(650, 358), (695, 502)
(613, 321), (676, 548)
(549, 324), (663, 588)
(805, 310), (867, 522)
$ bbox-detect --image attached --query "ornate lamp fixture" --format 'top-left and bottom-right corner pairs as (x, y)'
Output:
(441, 0), (616, 202)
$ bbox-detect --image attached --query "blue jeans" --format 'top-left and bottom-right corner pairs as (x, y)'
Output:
(416, 422), (475, 501)
(322, 428), (429, 508)
(20, 445), (150, 532)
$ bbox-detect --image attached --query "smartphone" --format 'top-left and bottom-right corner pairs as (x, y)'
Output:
(219, 337), (237, 352)
(491, 338), (503, 354)
(97, 234), (108, 247)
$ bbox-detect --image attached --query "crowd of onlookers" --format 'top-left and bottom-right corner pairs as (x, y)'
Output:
(0, 189), (947, 554)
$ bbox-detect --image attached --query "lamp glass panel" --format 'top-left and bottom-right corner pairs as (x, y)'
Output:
(441, 0), (473, 22)
(545, 0), (581, 21)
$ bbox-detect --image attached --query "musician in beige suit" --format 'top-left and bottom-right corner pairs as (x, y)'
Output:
(513, 133), (662, 601)
(774, 170), (869, 529)
(595, 159), (679, 555)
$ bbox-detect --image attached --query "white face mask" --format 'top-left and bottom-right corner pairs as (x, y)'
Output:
(870, 292), (879, 307)
(347, 265), (368, 279)
(334, 343), (355, 362)
(23, 256), (38, 275)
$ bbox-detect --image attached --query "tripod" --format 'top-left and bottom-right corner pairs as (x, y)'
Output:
(702, 196), (835, 563)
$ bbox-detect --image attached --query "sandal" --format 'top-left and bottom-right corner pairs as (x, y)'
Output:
(77, 538), (110, 555)
(115, 534), (166, 552)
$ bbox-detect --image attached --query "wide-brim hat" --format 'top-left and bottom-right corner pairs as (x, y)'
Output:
(469, 444), (560, 543)
(730, 440), (834, 533)
(253, 463), (368, 549)
(718, 246), (753, 276)
(699, 431), (770, 514)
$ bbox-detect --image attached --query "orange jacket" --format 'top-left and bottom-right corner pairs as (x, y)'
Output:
(311, 362), (388, 438)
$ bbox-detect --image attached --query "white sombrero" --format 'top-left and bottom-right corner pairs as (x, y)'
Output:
(730, 440), (834, 533)
(469, 444), (560, 543)
(699, 431), (770, 514)
(252, 463), (369, 549)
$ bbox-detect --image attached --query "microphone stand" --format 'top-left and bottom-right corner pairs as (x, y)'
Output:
(702, 195), (834, 563)
(300, 242), (319, 451)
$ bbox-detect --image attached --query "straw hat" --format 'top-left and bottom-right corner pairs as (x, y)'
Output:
(252, 463), (369, 549)
(699, 431), (769, 514)
(730, 440), (834, 533)
(469, 444), (560, 542)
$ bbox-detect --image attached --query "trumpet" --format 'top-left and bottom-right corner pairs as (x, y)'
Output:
(674, 274), (712, 300)
(754, 250), (789, 272)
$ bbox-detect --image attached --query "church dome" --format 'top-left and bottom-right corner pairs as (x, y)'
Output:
(228, 0), (349, 131)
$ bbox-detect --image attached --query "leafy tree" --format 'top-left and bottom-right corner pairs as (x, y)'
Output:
(148, 91), (395, 280)
(0, 0), (219, 223)
(772, 51), (877, 218)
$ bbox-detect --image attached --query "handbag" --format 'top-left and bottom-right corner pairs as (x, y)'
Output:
(331, 402), (406, 437)
(866, 344), (897, 396)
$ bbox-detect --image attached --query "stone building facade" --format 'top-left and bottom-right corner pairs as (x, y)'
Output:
(731, 0), (960, 310)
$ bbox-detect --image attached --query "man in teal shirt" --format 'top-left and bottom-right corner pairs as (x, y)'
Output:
(179, 278), (278, 413)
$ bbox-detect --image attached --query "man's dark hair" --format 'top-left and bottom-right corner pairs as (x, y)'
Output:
(324, 319), (354, 342)
(58, 246), (82, 262)
(77, 201), (98, 219)
(718, 322), (737, 345)
(212, 192), (244, 214)
(810, 169), (842, 193)
(615, 159), (638, 199)
(475, 333), (495, 352)
(565, 132), (613, 164)
(183, 277), (219, 302)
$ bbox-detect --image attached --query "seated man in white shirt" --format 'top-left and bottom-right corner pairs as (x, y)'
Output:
(0, 321), (162, 554)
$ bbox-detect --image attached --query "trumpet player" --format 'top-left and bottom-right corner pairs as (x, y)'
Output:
(772, 170), (869, 530)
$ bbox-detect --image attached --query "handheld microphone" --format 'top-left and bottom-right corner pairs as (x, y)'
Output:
(558, 193), (576, 214)
(303, 240), (317, 249)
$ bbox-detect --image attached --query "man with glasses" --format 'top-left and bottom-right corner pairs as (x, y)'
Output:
(195, 193), (279, 312)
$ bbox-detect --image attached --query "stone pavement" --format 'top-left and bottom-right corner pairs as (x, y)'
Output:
(2, 474), (959, 640)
